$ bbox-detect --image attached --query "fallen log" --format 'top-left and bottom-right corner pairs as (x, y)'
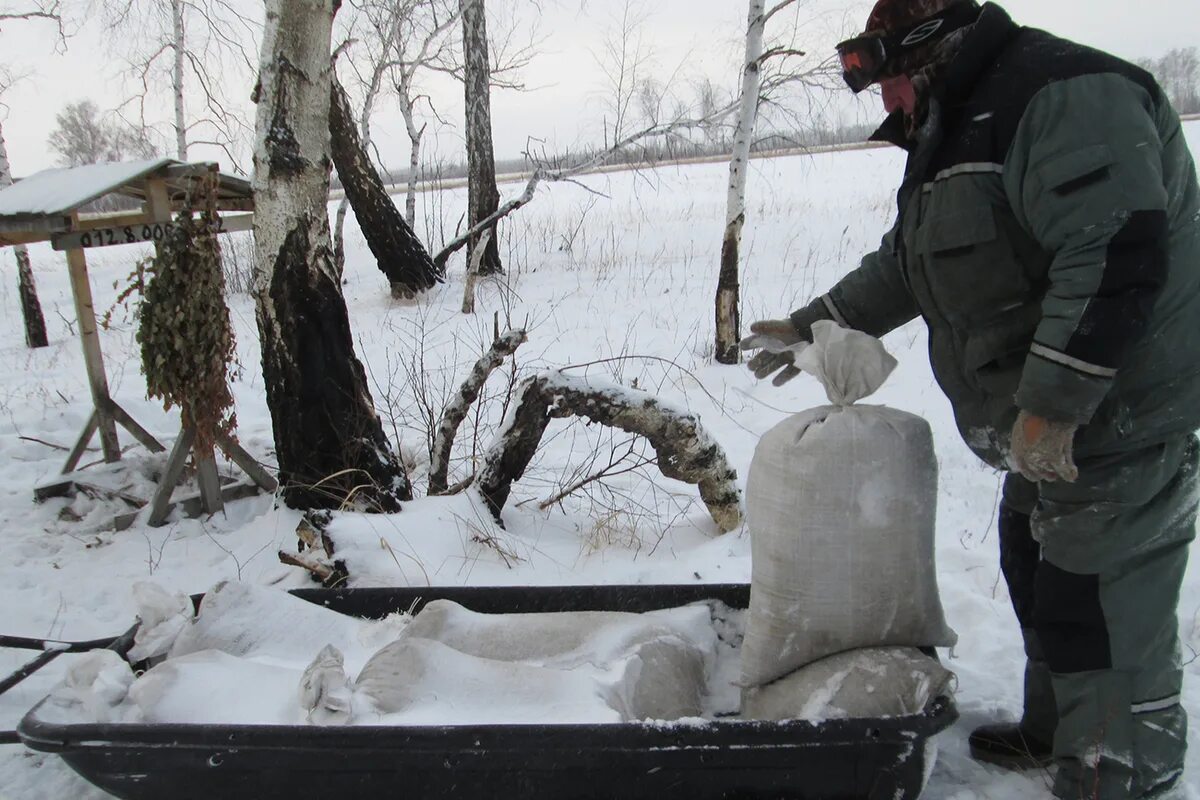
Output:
(476, 371), (742, 532)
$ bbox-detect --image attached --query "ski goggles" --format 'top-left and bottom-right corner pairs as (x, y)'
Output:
(836, 34), (892, 93)
(835, 2), (980, 93)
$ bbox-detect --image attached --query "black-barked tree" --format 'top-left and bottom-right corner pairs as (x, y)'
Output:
(252, 0), (411, 511)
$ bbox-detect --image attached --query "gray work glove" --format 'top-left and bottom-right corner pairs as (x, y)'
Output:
(740, 319), (807, 386)
(739, 301), (832, 386)
(1009, 410), (1079, 483)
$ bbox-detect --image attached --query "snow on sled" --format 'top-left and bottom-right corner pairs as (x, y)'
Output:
(18, 583), (956, 800)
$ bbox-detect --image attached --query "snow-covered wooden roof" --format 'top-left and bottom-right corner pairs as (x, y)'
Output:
(0, 159), (253, 246)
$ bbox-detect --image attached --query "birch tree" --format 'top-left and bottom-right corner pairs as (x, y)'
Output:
(253, 0), (411, 512)
(460, 0), (502, 276)
(594, 0), (653, 148)
(329, 74), (442, 297)
(434, 101), (741, 272)
(333, 0), (463, 256)
(715, 0), (825, 364)
(103, 0), (257, 162)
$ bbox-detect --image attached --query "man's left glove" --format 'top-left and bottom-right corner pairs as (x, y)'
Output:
(1009, 410), (1079, 483)
(740, 301), (833, 386)
(740, 319), (808, 386)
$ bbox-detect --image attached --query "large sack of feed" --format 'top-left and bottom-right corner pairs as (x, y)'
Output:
(353, 637), (625, 724)
(741, 647), (955, 721)
(127, 650), (307, 725)
(399, 599), (714, 667)
(741, 322), (956, 687)
(168, 581), (403, 669)
(395, 599), (714, 720)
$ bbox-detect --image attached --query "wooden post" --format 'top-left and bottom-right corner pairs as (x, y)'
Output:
(148, 425), (195, 526)
(65, 247), (121, 463)
(145, 178), (174, 222)
(196, 455), (224, 514)
(217, 433), (279, 492)
(63, 410), (99, 473)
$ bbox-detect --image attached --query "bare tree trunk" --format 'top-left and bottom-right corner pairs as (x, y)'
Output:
(460, 228), (490, 314)
(715, 0), (766, 365)
(333, 36), (389, 270)
(329, 76), (442, 297)
(460, 0), (502, 276)
(0, 121), (48, 349)
(398, 70), (425, 229)
(405, 126), (422, 227)
(253, 0), (411, 512)
(171, 0), (187, 159)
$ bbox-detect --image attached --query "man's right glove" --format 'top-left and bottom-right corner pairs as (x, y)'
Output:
(1009, 410), (1080, 484)
(739, 301), (832, 386)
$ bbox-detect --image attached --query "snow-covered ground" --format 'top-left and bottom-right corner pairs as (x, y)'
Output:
(1, 121), (1198, 799)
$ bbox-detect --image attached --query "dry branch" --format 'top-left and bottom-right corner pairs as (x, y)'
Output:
(278, 550), (335, 582)
(460, 227), (492, 314)
(431, 101), (741, 270)
(476, 371), (742, 532)
(280, 510), (346, 586)
(428, 326), (527, 495)
(537, 438), (654, 511)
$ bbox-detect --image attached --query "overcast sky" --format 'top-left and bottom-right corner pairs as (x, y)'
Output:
(2, 0), (1197, 177)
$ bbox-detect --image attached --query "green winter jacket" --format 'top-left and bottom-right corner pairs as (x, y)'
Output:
(796, 2), (1200, 469)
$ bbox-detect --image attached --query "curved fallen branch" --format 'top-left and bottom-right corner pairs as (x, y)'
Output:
(428, 327), (528, 495)
(476, 371), (742, 533)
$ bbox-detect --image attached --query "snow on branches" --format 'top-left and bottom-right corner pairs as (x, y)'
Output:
(476, 371), (742, 533)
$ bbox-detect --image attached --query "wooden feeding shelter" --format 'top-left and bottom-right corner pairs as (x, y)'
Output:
(0, 158), (276, 529)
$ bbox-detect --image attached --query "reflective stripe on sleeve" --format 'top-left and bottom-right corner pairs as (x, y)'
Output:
(1029, 342), (1119, 379)
(821, 294), (850, 328)
(1132, 694), (1181, 715)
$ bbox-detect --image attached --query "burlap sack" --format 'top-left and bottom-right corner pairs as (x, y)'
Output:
(742, 647), (955, 721)
(741, 323), (956, 687)
(394, 600), (713, 720)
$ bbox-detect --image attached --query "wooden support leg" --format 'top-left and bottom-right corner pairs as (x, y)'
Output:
(96, 405), (120, 463)
(65, 247), (120, 463)
(63, 411), (99, 474)
(216, 433), (279, 492)
(107, 401), (166, 453)
(196, 455), (224, 515)
(148, 426), (196, 527)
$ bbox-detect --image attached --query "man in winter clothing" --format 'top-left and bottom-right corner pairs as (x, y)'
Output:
(741, 1), (1200, 797)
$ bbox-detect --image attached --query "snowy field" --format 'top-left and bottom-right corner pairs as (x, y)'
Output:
(1, 121), (1198, 799)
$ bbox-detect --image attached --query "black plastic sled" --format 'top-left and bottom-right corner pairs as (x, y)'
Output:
(18, 583), (957, 800)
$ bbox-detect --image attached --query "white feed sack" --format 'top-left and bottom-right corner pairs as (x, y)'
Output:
(387, 599), (715, 721)
(741, 647), (955, 721)
(127, 582), (194, 662)
(354, 637), (626, 725)
(168, 581), (404, 670)
(127, 650), (307, 725)
(741, 322), (957, 688)
(299, 645), (353, 726)
(41, 650), (137, 724)
(400, 599), (715, 667)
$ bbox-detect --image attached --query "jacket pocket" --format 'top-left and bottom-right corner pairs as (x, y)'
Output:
(962, 302), (1041, 397)
(1035, 144), (1114, 195)
(915, 204), (1031, 326)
